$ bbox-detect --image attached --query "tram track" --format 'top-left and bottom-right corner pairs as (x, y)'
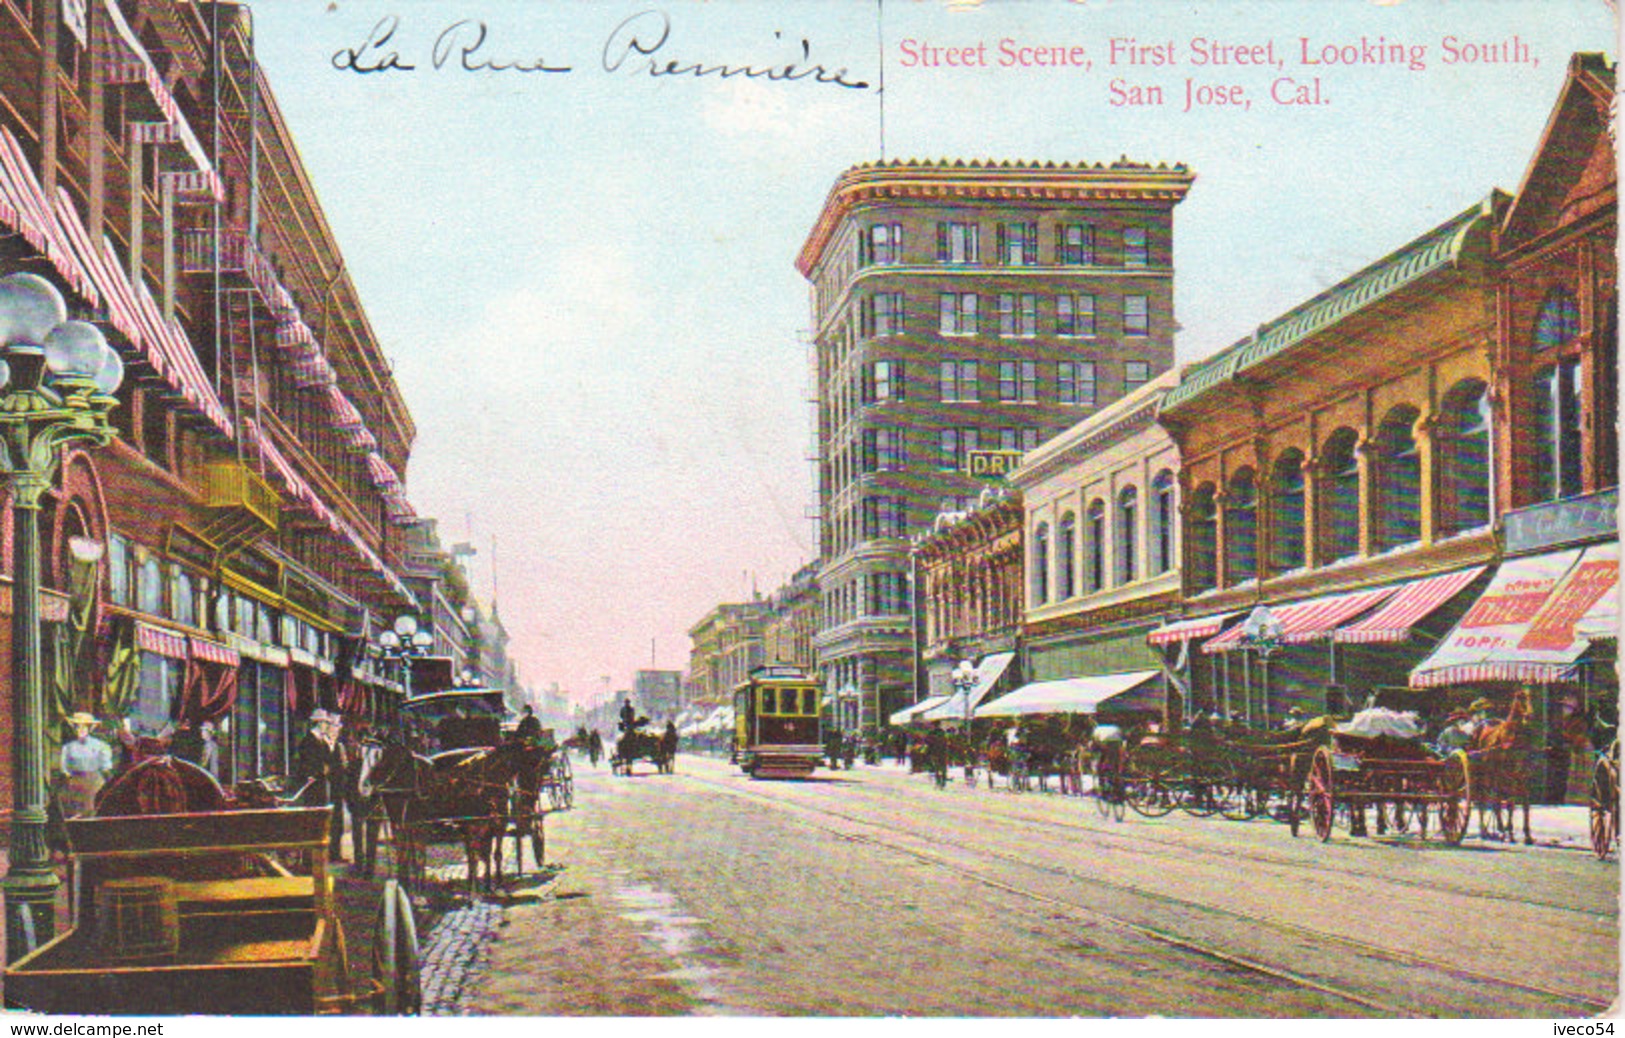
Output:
(672, 766), (1614, 1016)
(780, 765), (1614, 926)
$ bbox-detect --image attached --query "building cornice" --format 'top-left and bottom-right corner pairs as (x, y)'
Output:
(797, 161), (1196, 277)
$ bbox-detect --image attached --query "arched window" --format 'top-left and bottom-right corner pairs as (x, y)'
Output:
(1188, 483), (1217, 593)
(1373, 406), (1422, 552)
(1085, 499), (1106, 592)
(1224, 468), (1258, 585)
(1270, 451), (1306, 573)
(1436, 380), (1491, 537)
(1534, 288), (1580, 350)
(1032, 522), (1050, 605)
(1150, 470), (1176, 575)
(1117, 486), (1138, 585)
(1320, 429), (1361, 564)
(1057, 513), (1076, 599)
(171, 569), (194, 627)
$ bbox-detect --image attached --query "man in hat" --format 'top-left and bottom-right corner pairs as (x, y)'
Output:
(292, 710), (347, 862)
(58, 712), (114, 819)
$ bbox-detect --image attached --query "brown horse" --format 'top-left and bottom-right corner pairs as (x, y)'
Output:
(1470, 689), (1535, 845)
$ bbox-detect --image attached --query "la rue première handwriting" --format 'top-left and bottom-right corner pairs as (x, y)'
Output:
(330, 11), (870, 91)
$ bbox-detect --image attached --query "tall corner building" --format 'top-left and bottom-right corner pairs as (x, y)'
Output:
(795, 159), (1194, 735)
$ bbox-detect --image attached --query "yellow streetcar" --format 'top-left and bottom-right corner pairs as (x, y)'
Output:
(732, 665), (822, 779)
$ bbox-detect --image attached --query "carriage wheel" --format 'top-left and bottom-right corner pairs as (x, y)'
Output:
(1392, 797), (1411, 833)
(372, 879), (422, 1015)
(1439, 752), (1472, 846)
(1307, 749), (1335, 842)
(1590, 757), (1618, 860)
(1125, 760), (1175, 819)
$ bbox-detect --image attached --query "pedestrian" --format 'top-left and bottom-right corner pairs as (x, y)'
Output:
(292, 710), (348, 862)
(516, 704), (543, 741)
(926, 722), (949, 787)
(58, 712), (114, 820)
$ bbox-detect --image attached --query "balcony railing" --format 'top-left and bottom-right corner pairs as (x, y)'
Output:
(203, 461), (281, 532)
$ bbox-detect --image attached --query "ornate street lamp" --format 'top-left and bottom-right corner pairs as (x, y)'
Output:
(377, 614), (433, 698)
(0, 273), (124, 962)
(952, 658), (978, 732)
(1241, 605), (1284, 730)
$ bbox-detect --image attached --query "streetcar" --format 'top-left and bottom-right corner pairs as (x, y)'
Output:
(732, 664), (822, 778)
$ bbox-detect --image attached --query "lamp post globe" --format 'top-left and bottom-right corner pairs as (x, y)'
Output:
(0, 274), (122, 963)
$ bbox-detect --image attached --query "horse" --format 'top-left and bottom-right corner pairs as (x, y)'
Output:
(1469, 689), (1535, 845)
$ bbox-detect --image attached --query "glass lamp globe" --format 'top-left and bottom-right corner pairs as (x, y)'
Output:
(411, 630), (433, 649)
(44, 320), (109, 378)
(93, 347), (124, 395)
(0, 273), (66, 350)
(393, 614), (419, 638)
(379, 630), (401, 650)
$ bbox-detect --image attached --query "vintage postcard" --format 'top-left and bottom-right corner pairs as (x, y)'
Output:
(0, 0), (1617, 1026)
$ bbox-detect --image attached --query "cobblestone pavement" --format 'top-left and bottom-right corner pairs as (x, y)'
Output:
(418, 865), (506, 1015)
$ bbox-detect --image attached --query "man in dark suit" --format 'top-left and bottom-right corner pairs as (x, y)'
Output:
(292, 709), (347, 861)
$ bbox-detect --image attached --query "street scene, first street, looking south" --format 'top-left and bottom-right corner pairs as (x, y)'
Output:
(0, 0), (1615, 1031)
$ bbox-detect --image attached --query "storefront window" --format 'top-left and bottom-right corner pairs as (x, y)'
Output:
(133, 653), (181, 734)
(136, 556), (164, 615)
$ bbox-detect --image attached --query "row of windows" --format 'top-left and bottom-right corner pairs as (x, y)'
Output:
(1186, 381), (1491, 594)
(1032, 473), (1178, 605)
(106, 534), (331, 656)
(820, 571), (910, 626)
(893, 292), (1150, 338)
(858, 221), (1152, 269)
(861, 359), (1149, 407)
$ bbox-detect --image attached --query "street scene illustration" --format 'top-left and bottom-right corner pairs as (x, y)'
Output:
(0, 0), (1616, 1023)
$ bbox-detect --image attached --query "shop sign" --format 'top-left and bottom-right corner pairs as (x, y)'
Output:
(964, 450), (1024, 478)
(1504, 489), (1617, 555)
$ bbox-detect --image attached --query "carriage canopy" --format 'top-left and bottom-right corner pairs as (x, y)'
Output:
(976, 670), (1160, 718)
(398, 688), (508, 751)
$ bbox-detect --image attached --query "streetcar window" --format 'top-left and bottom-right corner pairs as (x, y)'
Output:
(801, 688), (816, 715)
(779, 688), (797, 714)
(760, 689), (775, 715)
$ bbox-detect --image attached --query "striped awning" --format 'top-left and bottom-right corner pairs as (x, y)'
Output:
(1203, 586), (1400, 654)
(248, 420), (333, 525)
(189, 636), (240, 667)
(1148, 612), (1237, 646)
(136, 623), (189, 660)
(0, 130), (99, 304)
(1411, 543), (1619, 687)
(1335, 567), (1486, 644)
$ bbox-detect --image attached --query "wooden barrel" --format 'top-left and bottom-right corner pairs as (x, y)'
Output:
(94, 876), (179, 962)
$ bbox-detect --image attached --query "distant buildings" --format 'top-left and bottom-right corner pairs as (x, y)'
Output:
(795, 158), (1193, 735)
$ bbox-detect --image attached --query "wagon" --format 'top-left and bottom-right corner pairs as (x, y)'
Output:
(1302, 732), (1471, 844)
(3, 807), (419, 1015)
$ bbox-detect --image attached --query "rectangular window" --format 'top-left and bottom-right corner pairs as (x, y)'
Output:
(877, 427), (907, 470)
(1125, 360), (1152, 389)
(1059, 361), (1097, 406)
(1057, 224), (1094, 265)
(1022, 428), (1040, 451)
(998, 294), (1037, 337)
(936, 222), (980, 264)
(939, 292), (977, 335)
(939, 428), (959, 470)
(1021, 359), (1037, 402)
(1124, 295), (1150, 336)
(997, 222), (1039, 266)
(108, 533), (130, 607)
(1057, 294), (1096, 337)
(1123, 227), (1148, 267)
(999, 428), (1018, 451)
(939, 360), (978, 402)
(1000, 360), (1036, 402)
(860, 222), (903, 266)
(861, 292), (904, 337)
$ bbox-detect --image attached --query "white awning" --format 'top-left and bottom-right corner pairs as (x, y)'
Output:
(1411, 543), (1618, 687)
(889, 695), (951, 726)
(919, 652), (1017, 722)
(976, 671), (1160, 718)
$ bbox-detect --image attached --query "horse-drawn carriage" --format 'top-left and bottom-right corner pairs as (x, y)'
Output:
(362, 689), (568, 895)
(1302, 723), (1472, 845)
(4, 758), (419, 1015)
(610, 721), (676, 776)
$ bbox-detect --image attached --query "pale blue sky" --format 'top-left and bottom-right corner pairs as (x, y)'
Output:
(248, 0), (1615, 703)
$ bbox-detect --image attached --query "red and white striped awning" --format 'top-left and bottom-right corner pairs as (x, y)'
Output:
(1203, 586), (1400, 654)
(0, 130), (99, 304)
(1411, 544), (1618, 688)
(247, 420), (333, 525)
(1148, 612), (1237, 646)
(1335, 567), (1486, 644)
(189, 636), (240, 667)
(136, 623), (189, 660)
